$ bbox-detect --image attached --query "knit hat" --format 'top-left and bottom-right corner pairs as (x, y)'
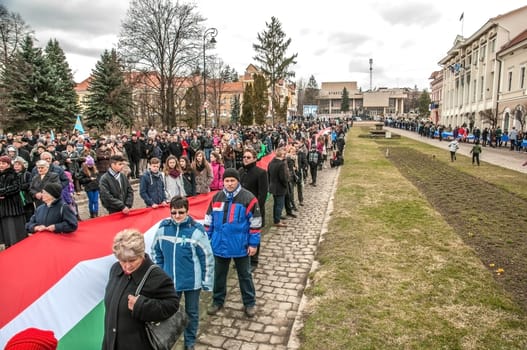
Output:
(0, 155), (12, 164)
(5, 328), (58, 350)
(223, 168), (240, 182)
(84, 142), (91, 149)
(43, 182), (62, 199)
(85, 155), (95, 166)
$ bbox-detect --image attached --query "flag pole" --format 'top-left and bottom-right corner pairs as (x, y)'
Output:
(460, 12), (464, 37)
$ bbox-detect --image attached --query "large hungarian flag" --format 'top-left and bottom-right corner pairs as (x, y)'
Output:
(0, 193), (215, 349)
(0, 153), (276, 348)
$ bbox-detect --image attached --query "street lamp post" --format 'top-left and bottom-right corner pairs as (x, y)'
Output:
(203, 27), (218, 128)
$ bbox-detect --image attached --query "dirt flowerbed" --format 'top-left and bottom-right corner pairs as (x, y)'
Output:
(386, 146), (527, 310)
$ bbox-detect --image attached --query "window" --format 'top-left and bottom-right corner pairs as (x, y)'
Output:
(490, 39), (496, 53)
(508, 71), (513, 91)
(481, 45), (486, 60)
(480, 76), (484, 101)
(520, 67), (526, 89)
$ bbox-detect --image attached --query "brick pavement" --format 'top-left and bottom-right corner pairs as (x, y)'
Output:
(71, 166), (340, 349)
(194, 166), (340, 350)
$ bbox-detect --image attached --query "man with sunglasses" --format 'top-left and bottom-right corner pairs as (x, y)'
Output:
(151, 196), (214, 350)
(238, 147), (268, 272)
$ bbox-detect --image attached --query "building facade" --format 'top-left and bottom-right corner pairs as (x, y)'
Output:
(317, 82), (408, 118)
(438, 5), (527, 130)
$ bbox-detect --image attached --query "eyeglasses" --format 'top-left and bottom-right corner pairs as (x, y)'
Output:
(171, 210), (187, 215)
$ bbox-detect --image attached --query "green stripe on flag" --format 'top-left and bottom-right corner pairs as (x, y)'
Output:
(58, 302), (105, 350)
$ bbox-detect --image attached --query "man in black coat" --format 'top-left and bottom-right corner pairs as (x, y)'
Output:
(124, 134), (142, 179)
(99, 155), (134, 214)
(267, 147), (288, 228)
(239, 147), (269, 270)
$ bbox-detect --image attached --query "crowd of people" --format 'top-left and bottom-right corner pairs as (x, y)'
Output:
(386, 118), (527, 151)
(1, 120), (348, 350)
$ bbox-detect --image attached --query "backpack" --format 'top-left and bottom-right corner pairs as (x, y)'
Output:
(308, 149), (319, 165)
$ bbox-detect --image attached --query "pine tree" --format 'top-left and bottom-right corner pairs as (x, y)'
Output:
(253, 74), (268, 125)
(230, 94), (240, 124)
(44, 39), (78, 129)
(253, 16), (297, 125)
(240, 83), (254, 126)
(341, 87), (350, 113)
(1, 35), (47, 131)
(304, 75), (319, 105)
(85, 49), (133, 131)
(183, 85), (201, 128)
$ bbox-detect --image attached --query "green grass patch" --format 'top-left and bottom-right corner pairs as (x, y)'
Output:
(298, 127), (527, 350)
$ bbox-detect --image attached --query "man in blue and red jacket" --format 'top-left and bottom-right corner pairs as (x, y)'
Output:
(203, 168), (261, 318)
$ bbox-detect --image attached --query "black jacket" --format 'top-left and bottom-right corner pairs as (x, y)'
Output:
(99, 172), (134, 214)
(0, 167), (24, 217)
(267, 157), (288, 196)
(26, 198), (78, 233)
(102, 255), (179, 350)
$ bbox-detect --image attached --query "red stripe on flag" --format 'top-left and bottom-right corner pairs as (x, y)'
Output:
(0, 192), (216, 328)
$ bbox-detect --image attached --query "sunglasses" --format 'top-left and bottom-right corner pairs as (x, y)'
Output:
(171, 210), (187, 215)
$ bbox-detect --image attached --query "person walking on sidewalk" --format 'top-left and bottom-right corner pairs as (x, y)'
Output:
(448, 139), (459, 162)
(151, 196), (214, 350)
(470, 140), (482, 166)
(204, 168), (262, 318)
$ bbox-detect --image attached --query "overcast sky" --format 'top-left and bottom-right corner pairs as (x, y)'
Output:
(3, 0), (524, 90)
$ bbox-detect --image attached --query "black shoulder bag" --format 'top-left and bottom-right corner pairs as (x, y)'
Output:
(135, 265), (189, 350)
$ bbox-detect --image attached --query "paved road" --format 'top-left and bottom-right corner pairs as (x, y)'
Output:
(385, 126), (527, 174)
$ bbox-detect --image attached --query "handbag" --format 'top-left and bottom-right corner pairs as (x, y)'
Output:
(135, 265), (189, 350)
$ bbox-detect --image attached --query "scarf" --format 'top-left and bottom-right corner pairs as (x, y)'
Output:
(195, 162), (205, 172)
(168, 168), (180, 179)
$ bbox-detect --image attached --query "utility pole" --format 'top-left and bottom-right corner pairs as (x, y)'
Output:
(369, 58), (373, 91)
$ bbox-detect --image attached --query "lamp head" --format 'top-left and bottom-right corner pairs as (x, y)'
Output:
(209, 37), (217, 45)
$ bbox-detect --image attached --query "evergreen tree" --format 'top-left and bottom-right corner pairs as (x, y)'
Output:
(253, 16), (297, 125)
(253, 74), (268, 125)
(85, 49), (133, 131)
(230, 94), (240, 124)
(274, 96), (289, 123)
(341, 87), (350, 113)
(240, 83), (254, 126)
(1, 35), (47, 131)
(43, 39), (78, 129)
(304, 75), (319, 105)
(183, 85), (201, 128)
(417, 90), (431, 118)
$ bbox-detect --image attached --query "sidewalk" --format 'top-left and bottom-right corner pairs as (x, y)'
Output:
(194, 166), (340, 350)
(385, 127), (527, 174)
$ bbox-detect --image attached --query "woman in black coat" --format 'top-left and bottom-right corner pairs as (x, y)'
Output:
(103, 229), (179, 350)
(0, 156), (27, 247)
(30, 160), (61, 208)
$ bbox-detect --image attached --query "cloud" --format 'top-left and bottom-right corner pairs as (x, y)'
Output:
(376, 2), (441, 27)
(4, 0), (126, 37)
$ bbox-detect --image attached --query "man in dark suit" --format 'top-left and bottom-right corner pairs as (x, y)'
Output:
(239, 147), (269, 271)
(267, 147), (288, 228)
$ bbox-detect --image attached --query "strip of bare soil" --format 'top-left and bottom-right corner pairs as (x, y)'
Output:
(387, 146), (527, 310)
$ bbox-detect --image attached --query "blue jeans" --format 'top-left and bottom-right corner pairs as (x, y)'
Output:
(212, 256), (255, 307)
(272, 194), (285, 224)
(177, 289), (201, 347)
(86, 190), (99, 214)
(204, 148), (212, 162)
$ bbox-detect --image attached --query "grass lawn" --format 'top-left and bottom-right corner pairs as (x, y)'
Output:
(298, 126), (527, 350)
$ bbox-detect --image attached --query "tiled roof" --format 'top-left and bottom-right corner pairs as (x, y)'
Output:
(499, 29), (527, 52)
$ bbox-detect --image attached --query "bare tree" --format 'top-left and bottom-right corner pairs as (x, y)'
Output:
(480, 108), (497, 128)
(119, 0), (204, 128)
(0, 5), (32, 70)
